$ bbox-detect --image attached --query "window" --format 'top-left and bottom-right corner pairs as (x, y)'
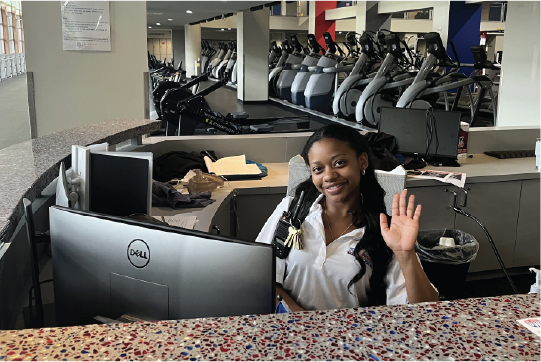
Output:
(0, 9), (4, 55)
(6, 8), (14, 53)
(489, 2), (507, 22)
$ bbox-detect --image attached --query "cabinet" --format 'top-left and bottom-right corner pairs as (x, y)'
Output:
(408, 179), (539, 272)
(514, 179), (541, 267)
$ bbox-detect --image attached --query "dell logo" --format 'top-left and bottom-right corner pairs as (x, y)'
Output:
(127, 239), (150, 268)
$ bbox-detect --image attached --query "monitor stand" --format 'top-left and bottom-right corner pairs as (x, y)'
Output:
(427, 156), (460, 167)
(403, 156), (427, 170)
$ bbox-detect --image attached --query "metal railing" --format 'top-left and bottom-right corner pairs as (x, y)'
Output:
(0, 53), (26, 81)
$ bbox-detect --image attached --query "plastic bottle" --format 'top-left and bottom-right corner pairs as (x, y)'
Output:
(529, 268), (540, 294)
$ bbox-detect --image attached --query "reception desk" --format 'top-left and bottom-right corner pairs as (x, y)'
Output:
(0, 294), (539, 360)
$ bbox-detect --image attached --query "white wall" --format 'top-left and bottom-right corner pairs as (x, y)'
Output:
(431, 1), (450, 46)
(390, 19), (433, 33)
(22, 1), (148, 137)
(378, 1), (433, 14)
(497, 1), (540, 127)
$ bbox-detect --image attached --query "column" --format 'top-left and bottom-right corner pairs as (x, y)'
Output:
(432, 1), (451, 46)
(237, 8), (269, 103)
(184, 23), (201, 78)
(497, 1), (540, 127)
(22, 1), (148, 137)
(355, 2), (367, 34)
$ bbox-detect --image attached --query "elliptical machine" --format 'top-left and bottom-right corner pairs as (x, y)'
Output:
(303, 32), (350, 113)
(333, 32), (382, 119)
(276, 34), (318, 102)
(268, 39), (294, 98)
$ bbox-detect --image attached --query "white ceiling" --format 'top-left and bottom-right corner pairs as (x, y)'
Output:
(146, 1), (270, 30)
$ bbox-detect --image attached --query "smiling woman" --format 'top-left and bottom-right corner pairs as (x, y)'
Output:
(256, 124), (439, 312)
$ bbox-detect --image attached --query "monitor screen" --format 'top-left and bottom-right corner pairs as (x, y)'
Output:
(90, 153), (152, 217)
(50, 206), (275, 326)
(379, 107), (461, 159)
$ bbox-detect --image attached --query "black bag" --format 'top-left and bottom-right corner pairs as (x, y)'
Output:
(363, 132), (401, 171)
(153, 151), (208, 182)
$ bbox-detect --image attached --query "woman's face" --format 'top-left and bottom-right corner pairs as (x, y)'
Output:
(307, 138), (368, 205)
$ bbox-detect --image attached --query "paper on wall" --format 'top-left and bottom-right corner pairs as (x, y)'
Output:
(61, 1), (111, 51)
(163, 215), (198, 230)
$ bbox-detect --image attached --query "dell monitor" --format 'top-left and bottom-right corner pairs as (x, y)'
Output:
(50, 206), (275, 326)
(379, 107), (461, 159)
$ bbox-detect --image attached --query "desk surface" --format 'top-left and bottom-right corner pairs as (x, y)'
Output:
(0, 294), (539, 361)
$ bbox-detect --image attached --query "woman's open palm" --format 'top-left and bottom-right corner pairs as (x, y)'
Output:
(379, 189), (422, 253)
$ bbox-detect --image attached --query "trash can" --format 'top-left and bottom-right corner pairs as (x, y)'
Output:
(415, 229), (479, 300)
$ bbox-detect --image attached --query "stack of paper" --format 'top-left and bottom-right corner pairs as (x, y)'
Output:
(203, 155), (261, 176)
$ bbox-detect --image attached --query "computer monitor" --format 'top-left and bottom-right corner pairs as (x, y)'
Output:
(50, 206), (275, 326)
(379, 107), (462, 159)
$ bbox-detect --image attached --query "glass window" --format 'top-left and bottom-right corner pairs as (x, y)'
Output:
(391, 12), (406, 19)
(489, 3), (503, 21)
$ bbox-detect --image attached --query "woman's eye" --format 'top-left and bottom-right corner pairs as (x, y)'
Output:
(312, 167), (322, 173)
(335, 160), (345, 166)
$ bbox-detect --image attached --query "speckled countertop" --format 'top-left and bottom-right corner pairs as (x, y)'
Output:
(0, 294), (539, 361)
(0, 119), (161, 245)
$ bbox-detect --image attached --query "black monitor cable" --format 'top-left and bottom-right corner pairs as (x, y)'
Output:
(424, 107), (439, 160)
(450, 205), (519, 294)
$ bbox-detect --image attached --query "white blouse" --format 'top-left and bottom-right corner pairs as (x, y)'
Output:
(256, 194), (411, 311)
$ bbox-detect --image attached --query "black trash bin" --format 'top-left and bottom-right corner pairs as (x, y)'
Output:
(415, 229), (479, 300)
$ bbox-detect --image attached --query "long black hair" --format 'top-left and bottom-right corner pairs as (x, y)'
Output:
(294, 124), (393, 306)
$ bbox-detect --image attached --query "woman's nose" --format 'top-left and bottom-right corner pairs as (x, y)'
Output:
(323, 168), (336, 181)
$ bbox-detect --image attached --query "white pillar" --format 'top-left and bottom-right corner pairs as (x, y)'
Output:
(281, 1), (287, 16)
(355, 1), (367, 34)
(432, 1), (451, 46)
(497, 1), (540, 127)
(308, 1), (316, 34)
(184, 23), (201, 78)
(237, 9), (269, 102)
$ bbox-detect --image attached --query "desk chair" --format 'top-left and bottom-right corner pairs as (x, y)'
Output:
(287, 155), (407, 212)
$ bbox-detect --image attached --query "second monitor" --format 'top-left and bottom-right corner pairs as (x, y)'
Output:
(379, 107), (462, 160)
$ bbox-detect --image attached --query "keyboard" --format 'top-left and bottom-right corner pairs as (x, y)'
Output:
(484, 150), (535, 159)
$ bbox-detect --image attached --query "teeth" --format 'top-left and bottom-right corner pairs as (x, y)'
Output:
(328, 184), (342, 190)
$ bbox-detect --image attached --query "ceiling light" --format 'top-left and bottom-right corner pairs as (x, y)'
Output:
(228, 28), (231, 30)
(339, 31), (342, 34)
(186, 10), (192, 14)
(148, 26), (152, 29)
(221, 28), (224, 31)
(168, 19), (173, 21)
(156, 22), (161, 25)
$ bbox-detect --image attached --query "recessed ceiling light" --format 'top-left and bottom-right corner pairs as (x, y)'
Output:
(186, 10), (193, 14)
(221, 28), (224, 31)
(228, 28), (231, 30)
(168, 19), (173, 21)
(148, 26), (152, 29)
(339, 31), (342, 34)
(156, 22), (161, 25)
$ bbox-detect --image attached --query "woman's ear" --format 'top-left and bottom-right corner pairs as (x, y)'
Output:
(358, 152), (369, 171)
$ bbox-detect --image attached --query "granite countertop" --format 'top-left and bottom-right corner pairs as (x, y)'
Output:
(0, 119), (161, 246)
(0, 294), (539, 361)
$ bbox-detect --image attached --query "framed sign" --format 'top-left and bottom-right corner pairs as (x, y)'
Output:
(61, 1), (111, 51)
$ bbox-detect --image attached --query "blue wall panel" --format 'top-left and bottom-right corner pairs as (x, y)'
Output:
(447, 1), (482, 69)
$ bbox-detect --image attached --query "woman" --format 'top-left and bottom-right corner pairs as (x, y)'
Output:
(256, 124), (438, 312)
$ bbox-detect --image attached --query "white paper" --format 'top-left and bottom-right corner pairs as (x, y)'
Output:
(163, 215), (197, 230)
(61, 1), (111, 51)
(517, 317), (541, 337)
(203, 155), (261, 176)
(408, 169), (466, 188)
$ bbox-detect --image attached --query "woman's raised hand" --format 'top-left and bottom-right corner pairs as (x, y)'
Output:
(379, 189), (422, 254)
